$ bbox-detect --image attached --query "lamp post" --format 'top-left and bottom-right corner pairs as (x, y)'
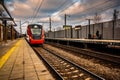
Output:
(49, 17), (52, 32)
(86, 19), (93, 39)
(64, 14), (70, 38)
(112, 9), (119, 40)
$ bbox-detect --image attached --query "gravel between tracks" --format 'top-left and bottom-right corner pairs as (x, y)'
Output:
(44, 44), (120, 80)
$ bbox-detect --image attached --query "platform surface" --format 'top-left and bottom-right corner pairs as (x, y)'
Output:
(45, 38), (120, 45)
(0, 40), (18, 58)
(0, 38), (54, 80)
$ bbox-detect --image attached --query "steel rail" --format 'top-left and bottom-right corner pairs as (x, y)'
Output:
(46, 42), (120, 64)
(33, 47), (63, 80)
(44, 47), (105, 80)
(33, 46), (105, 80)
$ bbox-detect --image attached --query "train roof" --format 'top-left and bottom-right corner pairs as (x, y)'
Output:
(28, 24), (42, 26)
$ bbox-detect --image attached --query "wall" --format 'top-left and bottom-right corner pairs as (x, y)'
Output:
(46, 19), (120, 40)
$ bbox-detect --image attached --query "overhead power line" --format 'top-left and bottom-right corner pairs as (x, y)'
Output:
(30, 0), (41, 22)
(52, 0), (120, 18)
(51, 0), (79, 18)
(31, 0), (44, 23)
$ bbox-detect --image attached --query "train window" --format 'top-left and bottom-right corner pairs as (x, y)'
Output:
(31, 28), (41, 35)
(28, 24), (42, 35)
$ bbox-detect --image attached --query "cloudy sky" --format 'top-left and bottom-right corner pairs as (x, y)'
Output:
(4, 0), (120, 33)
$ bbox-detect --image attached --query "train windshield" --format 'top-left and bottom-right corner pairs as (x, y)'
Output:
(31, 29), (41, 35)
(30, 25), (42, 35)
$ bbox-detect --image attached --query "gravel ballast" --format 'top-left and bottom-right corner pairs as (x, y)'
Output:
(44, 44), (120, 80)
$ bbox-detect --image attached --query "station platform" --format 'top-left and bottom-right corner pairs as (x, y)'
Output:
(0, 38), (54, 80)
(0, 39), (18, 58)
(45, 38), (120, 46)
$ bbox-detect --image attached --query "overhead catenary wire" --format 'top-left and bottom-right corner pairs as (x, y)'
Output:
(37, 0), (78, 23)
(61, 0), (119, 21)
(30, 0), (120, 27)
(51, 0), (71, 16)
(77, 0), (119, 16)
(31, 0), (44, 23)
(51, 0), (120, 28)
(51, 0), (79, 18)
(30, 0), (41, 23)
(52, 0), (119, 18)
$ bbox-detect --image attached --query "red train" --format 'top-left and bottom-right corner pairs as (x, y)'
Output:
(26, 24), (44, 45)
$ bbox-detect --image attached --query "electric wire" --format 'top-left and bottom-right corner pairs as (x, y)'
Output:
(52, 0), (119, 18)
(51, 0), (120, 27)
(29, 0), (120, 26)
(51, 0), (79, 17)
(30, 0), (41, 23)
(31, 0), (44, 23)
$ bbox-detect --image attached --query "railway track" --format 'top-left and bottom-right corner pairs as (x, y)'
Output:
(33, 47), (104, 80)
(45, 42), (120, 65)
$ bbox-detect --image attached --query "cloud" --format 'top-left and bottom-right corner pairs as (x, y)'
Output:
(61, 2), (84, 15)
(39, 17), (49, 22)
(11, 1), (32, 18)
(4, 0), (120, 32)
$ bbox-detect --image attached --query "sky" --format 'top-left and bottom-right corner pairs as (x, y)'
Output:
(3, 0), (120, 34)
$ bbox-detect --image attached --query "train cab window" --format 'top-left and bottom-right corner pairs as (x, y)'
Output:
(31, 28), (41, 34)
(30, 25), (42, 35)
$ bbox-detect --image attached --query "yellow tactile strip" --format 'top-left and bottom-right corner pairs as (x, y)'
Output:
(0, 40), (21, 69)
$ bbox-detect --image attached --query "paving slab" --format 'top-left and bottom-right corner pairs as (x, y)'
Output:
(0, 38), (55, 80)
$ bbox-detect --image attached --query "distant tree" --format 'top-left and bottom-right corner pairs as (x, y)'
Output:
(93, 13), (102, 24)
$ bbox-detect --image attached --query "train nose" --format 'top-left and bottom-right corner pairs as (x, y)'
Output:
(32, 34), (41, 39)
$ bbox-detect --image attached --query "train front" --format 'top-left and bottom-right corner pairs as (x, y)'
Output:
(27, 24), (44, 45)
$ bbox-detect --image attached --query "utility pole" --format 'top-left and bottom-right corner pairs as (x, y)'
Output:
(113, 9), (119, 40)
(64, 14), (70, 25)
(54, 28), (55, 38)
(86, 19), (93, 39)
(65, 14), (67, 25)
(64, 14), (70, 38)
(49, 17), (52, 32)
(65, 14), (67, 38)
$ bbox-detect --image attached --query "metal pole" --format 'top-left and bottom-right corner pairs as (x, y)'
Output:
(101, 23), (103, 39)
(86, 19), (92, 39)
(112, 20), (114, 40)
(0, 24), (1, 41)
(93, 24), (94, 35)
(77, 30), (79, 38)
(88, 19), (91, 39)
(54, 28), (55, 38)
(71, 27), (72, 38)
(64, 14), (67, 38)
(3, 20), (7, 43)
(86, 26), (87, 38)
(112, 9), (119, 40)
(10, 25), (13, 40)
(80, 29), (82, 38)
(49, 17), (51, 32)
(65, 14), (66, 25)
(113, 10), (116, 40)
(64, 14), (70, 38)
(88, 19), (90, 37)
(20, 20), (22, 37)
